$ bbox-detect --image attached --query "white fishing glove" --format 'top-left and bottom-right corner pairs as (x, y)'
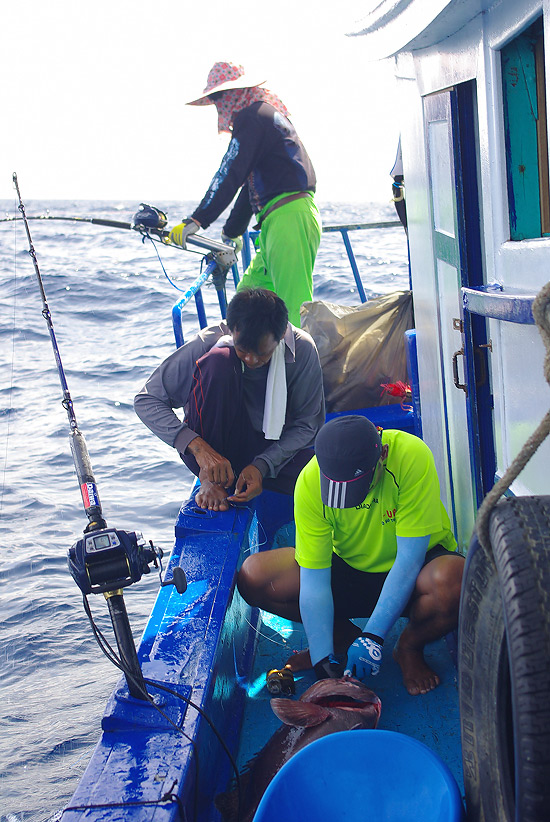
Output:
(221, 231), (243, 254)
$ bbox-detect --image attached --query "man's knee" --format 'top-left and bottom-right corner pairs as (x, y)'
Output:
(237, 554), (265, 607)
(429, 555), (465, 613)
(237, 547), (297, 607)
(187, 346), (241, 438)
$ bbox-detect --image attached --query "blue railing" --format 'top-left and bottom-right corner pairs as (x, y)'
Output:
(171, 220), (403, 347)
(171, 262), (213, 348)
(321, 221), (402, 302)
(171, 259), (242, 347)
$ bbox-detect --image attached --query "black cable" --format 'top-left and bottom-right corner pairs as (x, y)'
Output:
(82, 595), (200, 821)
(62, 787), (187, 820)
(144, 676), (242, 818)
(81, 595), (243, 821)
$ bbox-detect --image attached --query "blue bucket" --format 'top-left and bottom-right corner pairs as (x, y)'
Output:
(253, 729), (465, 821)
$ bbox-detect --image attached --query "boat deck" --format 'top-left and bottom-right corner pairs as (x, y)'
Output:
(237, 612), (464, 798)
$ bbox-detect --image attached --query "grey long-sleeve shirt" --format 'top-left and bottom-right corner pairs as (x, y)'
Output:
(134, 322), (325, 478)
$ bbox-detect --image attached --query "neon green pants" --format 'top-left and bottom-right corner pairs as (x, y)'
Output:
(237, 194), (322, 327)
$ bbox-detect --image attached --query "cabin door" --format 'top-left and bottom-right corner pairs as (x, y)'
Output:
(423, 84), (493, 549)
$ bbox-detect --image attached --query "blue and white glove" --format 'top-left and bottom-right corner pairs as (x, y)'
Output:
(169, 218), (200, 249)
(344, 633), (383, 679)
(221, 231), (243, 254)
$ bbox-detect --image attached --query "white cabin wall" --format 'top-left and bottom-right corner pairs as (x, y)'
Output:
(394, 55), (452, 511)
(395, 23), (485, 530)
(481, 0), (550, 495)
(397, 0), (550, 512)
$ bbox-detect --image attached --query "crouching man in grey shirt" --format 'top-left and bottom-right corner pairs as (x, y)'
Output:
(134, 288), (325, 511)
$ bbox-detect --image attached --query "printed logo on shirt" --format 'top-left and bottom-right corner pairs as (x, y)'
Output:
(203, 138), (240, 207)
(355, 497), (378, 510)
(381, 508), (397, 526)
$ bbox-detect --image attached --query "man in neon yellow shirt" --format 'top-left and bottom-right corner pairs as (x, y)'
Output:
(237, 415), (465, 695)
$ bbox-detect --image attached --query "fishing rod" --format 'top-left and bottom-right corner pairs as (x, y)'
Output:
(2, 202), (237, 312)
(12, 173), (187, 700)
(0, 204), (238, 271)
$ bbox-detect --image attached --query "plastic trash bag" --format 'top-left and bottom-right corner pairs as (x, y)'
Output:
(300, 291), (413, 413)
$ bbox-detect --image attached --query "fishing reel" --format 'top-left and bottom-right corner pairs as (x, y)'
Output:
(67, 527), (163, 595)
(132, 203), (168, 231)
(266, 665), (295, 696)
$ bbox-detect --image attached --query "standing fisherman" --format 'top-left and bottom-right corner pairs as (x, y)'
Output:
(169, 61), (322, 326)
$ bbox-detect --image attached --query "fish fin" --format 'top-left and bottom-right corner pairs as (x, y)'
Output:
(270, 698), (331, 727)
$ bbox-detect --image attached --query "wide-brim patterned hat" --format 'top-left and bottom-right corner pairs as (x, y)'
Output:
(187, 61), (266, 106)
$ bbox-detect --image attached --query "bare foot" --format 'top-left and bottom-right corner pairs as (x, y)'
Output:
(284, 648), (312, 672)
(195, 480), (230, 511)
(393, 644), (440, 695)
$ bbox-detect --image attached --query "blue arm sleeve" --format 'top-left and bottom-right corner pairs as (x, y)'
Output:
(366, 535), (430, 640)
(299, 566), (334, 667)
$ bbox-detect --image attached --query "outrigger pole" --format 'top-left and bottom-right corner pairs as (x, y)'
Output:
(12, 173), (180, 700)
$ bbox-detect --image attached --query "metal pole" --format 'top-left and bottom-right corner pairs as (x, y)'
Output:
(104, 590), (147, 700)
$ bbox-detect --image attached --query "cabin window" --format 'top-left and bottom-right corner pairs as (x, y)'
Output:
(428, 119), (456, 236)
(501, 17), (550, 240)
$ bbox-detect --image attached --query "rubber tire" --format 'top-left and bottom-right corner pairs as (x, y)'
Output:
(459, 496), (550, 821)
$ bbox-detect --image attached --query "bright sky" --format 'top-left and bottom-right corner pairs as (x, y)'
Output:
(0, 1), (399, 206)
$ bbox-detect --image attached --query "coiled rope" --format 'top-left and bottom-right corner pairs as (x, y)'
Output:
(476, 280), (550, 552)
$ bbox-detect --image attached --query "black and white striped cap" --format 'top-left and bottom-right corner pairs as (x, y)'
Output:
(316, 415), (382, 509)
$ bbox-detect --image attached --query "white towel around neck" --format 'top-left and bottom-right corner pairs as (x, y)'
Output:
(263, 339), (287, 440)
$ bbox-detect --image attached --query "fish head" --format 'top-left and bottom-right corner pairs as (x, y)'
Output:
(270, 676), (381, 729)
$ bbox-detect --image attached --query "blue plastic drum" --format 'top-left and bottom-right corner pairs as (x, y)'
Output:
(253, 729), (465, 821)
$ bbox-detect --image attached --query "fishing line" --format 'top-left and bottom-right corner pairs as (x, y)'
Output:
(226, 502), (268, 553)
(143, 233), (205, 293)
(241, 614), (291, 647)
(62, 793), (188, 820)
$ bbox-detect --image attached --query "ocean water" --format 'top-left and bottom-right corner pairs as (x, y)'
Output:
(0, 199), (408, 821)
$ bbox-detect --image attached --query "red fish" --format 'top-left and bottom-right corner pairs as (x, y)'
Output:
(216, 677), (381, 821)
